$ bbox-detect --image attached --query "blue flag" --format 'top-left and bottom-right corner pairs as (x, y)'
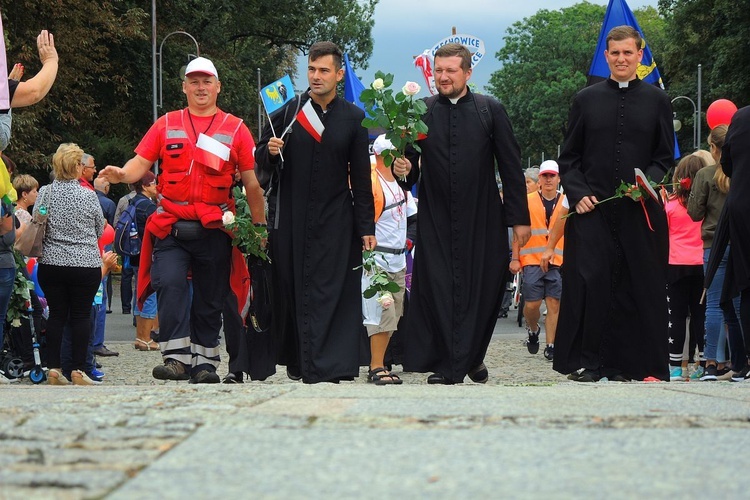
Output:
(343, 53), (366, 110)
(589, 0), (680, 158)
(259, 75), (294, 115)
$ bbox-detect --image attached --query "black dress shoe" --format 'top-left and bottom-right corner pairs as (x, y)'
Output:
(93, 346), (119, 357)
(286, 366), (302, 381)
(467, 363), (488, 383)
(427, 373), (455, 385)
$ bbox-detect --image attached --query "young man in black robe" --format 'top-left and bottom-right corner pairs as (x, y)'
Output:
(255, 42), (377, 384)
(401, 43), (531, 384)
(555, 26), (674, 382)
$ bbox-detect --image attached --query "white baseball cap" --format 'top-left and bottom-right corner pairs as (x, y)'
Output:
(372, 134), (395, 155)
(539, 160), (559, 175)
(184, 57), (218, 79)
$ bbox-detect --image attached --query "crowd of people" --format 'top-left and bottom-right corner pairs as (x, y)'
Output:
(2, 25), (750, 386)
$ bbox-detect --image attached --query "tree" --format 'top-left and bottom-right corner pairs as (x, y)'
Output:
(2, 0), (377, 179)
(658, 0), (750, 149)
(488, 2), (667, 163)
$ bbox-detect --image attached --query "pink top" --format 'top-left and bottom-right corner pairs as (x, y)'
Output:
(665, 198), (703, 265)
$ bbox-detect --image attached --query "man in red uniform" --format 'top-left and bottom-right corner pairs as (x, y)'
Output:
(100, 57), (265, 383)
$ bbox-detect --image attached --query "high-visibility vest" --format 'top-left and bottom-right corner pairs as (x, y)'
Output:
(519, 191), (564, 267)
(158, 108), (242, 205)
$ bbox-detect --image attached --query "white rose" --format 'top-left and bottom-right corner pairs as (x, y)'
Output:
(372, 78), (385, 91)
(377, 291), (394, 310)
(222, 211), (235, 226)
(402, 81), (421, 96)
(11, 318), (21, 328)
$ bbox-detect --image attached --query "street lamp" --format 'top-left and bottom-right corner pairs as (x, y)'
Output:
(671, 95), (698, 151)
(157, 31), (200, 113)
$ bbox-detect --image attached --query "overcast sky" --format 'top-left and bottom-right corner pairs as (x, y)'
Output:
(294, 0), (659, 96)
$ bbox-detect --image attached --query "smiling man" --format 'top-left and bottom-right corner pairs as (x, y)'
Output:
(400, 43), (530, 385)
(255, 41), (376, 384)
(555, 26), (674, 382)
(99, 56), (266, 384)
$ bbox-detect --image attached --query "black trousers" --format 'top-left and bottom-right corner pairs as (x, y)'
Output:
(668, 273), (706, 366)
(120, 264), (134, 312)
(151, 230), (231, 374)
(37, 264), (101, 371)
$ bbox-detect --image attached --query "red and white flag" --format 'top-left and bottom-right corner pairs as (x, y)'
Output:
(296, 100), (325, 142)
(194, 133), (230, 171)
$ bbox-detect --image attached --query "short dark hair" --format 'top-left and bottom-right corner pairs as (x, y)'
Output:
(606, 25), (642, 51)
(309, 41), (343, 70)
(434, 43), (472, 71)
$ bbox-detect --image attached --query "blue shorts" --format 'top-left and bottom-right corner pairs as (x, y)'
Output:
(135, 292), (157, 319)
(522, 265), (562, 302)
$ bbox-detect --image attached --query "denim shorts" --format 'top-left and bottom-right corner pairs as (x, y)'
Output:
(135, 292), (157, 319)
(522, 265), (562, 302)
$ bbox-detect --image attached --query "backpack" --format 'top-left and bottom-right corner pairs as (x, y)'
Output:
(114, 197), (148, 256)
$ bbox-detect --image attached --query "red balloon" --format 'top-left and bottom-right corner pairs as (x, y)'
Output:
(98, 223), (115, 252)
(26, 257), (37, 274)
(706, 99), (737, 129)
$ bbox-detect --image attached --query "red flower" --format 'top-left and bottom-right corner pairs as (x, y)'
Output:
(679, 177), (692, 190)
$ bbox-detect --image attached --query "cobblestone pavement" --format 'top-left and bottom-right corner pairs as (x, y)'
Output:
(3, 295), (750, 498)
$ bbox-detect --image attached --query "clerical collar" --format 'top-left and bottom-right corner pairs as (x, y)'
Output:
(606, 77), (641, 90)
(449, 97), (460, 104)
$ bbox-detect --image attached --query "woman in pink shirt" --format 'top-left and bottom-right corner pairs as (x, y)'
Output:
(665, 155), (706, 381)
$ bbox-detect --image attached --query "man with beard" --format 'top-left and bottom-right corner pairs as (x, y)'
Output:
(555, 26), (673, 382)
(401, 43), (530, 384)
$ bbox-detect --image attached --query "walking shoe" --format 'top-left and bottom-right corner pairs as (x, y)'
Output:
(222, 372), (244, 384)
(87, 368), (105, 384)
(152, 359), (190, 381)
(93, 345), (119, 357)
(699, 365), (718, 381)
(717, 366), (733, 381)
(730, 367), (750, 382)
(567, 368), (600, 383)
(286, 366), (302, 381)
(525, 326), (540, 354)
(467, 363), (488, 383)
(189, 370), (220, 384)
(543, 344), (554, 361)
(669, 366), (685, 381)
(689, 365), (704, 380)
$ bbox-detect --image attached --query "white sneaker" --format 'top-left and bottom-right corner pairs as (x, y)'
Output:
(0, 373), (19, 384)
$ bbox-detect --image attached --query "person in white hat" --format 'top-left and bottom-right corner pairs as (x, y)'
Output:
(363, 135), (418, 384)
(510, 160), (566, 361)
(99, 56), (266, 384)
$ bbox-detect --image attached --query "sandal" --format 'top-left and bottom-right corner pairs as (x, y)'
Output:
(134, 339), (160, 351)
(367, 367), (403, 385)
(48, 368), (70, 386)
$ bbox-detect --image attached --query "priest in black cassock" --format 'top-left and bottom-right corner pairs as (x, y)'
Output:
(555, 26), (674, 382)
(255, 42), (376, 384)
(402, 43), (531, 384)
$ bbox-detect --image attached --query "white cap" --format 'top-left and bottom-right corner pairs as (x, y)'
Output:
(184, 57), (218, 79)
(372, 134), (395, 155)
(539, 160), (559, 175)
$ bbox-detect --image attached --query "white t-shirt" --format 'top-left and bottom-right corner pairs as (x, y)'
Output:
(373, 175), (417, 272)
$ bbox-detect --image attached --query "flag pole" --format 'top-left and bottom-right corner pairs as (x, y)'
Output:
(258, 93), (284, 162)
(257, 68), (262, 136)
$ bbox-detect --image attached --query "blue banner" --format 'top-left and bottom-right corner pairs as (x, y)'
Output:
(343, 53), (366, 110)
(260, 74), (294, 115)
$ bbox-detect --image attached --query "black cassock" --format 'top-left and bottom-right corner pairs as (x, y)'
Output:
(255, 94), (374, 383)
(403, 91), (529, 382)
(555, 78), (674, 381)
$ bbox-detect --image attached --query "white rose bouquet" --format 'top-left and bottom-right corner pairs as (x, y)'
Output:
(360, 71), (428, 178)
